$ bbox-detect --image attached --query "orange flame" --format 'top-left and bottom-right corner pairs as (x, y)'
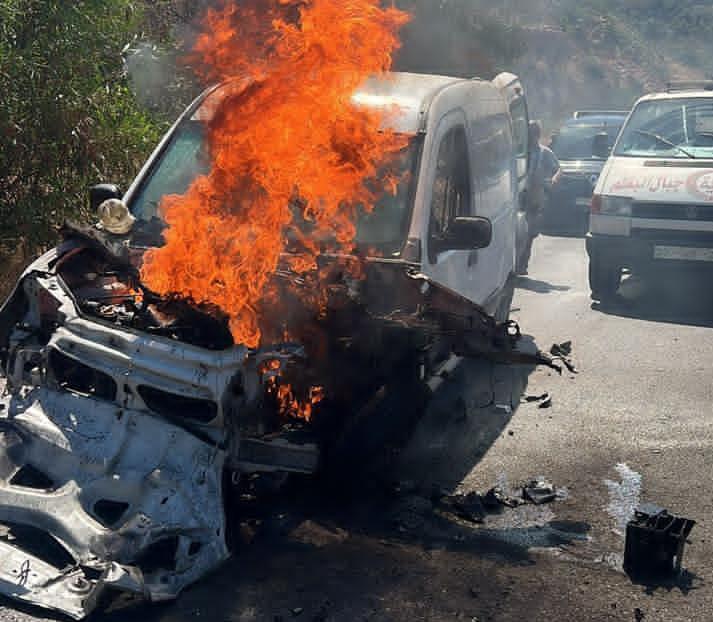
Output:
(140, 0), (410, 348)
(274, 383), (325, 422)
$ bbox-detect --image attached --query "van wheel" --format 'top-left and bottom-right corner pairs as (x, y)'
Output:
(589, 256), (621, 301)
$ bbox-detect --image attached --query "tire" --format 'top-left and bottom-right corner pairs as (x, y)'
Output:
(589, 254), (621, 301)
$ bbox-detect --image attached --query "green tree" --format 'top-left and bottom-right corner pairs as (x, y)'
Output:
(0, 0), (164, 251)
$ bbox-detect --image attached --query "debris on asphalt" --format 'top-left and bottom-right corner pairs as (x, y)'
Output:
(538, 395), (553, 409)
(624, 503), (696, 579)
(482, 486), (522, 509)
(522, 479), (558, 505)
(523, 392), (552, 408)
(290, 520), (349, 548)
(550, 341), (578, 374)
(551, 341), (572, 357)
(524, 392), (550, 403)
(438, 491), (487, 524)
(436, 485), (527, 523)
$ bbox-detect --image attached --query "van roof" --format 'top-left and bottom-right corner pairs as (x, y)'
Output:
(194, 72), (473, 134)
(352, 72), (472, 134)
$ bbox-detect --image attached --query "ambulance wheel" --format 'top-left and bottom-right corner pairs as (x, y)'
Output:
(589, 255), (621, 302)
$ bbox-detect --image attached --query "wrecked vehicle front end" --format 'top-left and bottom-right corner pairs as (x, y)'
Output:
(0, 241), (241, 618)
(0, 226), (555, 619)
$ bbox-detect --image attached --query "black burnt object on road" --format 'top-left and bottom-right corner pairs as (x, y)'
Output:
(522, 479), (558, 505)
(435, 481), (557, 525)
(623, 503), (696, 580)
(550, 341), (578, 374)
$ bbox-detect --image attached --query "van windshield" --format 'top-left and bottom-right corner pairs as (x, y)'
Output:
(614, 98), (713, 158)
(552, 122), (623, 160)
(129, 119), (420, 257)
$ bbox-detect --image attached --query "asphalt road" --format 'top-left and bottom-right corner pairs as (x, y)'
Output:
(2, 233), (712, 622)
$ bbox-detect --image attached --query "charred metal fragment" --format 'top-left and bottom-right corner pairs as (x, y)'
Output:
(60, 221), (136, 270)
(624, 504), (696, 579)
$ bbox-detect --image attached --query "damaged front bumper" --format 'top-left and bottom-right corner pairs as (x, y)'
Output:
(0, 386), (228, 619)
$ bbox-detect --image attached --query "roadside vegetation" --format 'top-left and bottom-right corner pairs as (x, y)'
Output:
(0, 1), (166, 254)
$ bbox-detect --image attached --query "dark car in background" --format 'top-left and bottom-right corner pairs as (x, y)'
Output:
(546, 111), (628, 231)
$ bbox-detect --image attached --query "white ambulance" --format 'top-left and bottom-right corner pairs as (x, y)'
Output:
(588, 82), (713, 300)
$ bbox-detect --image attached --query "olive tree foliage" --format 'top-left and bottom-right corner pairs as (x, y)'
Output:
(0, 0), (165, 251)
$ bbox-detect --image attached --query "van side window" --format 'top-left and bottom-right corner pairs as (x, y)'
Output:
(429, 127), (471, 262)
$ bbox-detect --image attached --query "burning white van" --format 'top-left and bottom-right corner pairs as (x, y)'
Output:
(0, 72), (549, 618)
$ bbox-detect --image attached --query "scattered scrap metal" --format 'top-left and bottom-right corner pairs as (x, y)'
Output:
(524, 392), (553, 409)
(522, 478), (558, 505)
(436, 480), (561, 525)
(550, 341), (578, 374)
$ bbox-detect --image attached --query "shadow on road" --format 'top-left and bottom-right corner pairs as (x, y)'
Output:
(393, 338), (540, 491)
(631, 569), (704, 597)
(592, 273), (713, 329)
(515, 275), (571, 295)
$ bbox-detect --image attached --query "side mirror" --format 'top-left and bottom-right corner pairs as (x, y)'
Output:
(89, 184), (122, 212)
(444, 216), (493, 251)
(592, 132), (610, 159)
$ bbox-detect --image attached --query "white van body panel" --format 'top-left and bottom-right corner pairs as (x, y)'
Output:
(410, 79), (516, 308)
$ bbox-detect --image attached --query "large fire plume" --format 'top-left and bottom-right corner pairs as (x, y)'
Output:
(140, 0), (410, 349)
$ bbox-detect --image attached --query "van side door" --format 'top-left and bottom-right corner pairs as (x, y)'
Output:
(422, 116), (495, 306)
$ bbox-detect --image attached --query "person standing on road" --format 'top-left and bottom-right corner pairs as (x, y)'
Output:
(520, 120), (561, 275)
